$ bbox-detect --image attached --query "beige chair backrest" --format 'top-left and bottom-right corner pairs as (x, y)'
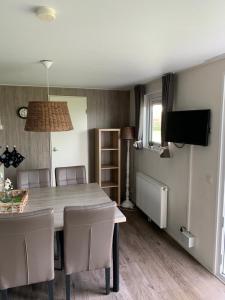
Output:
(64, 202), (116, 275)
(0, 209), (54, 290)
(17, 169), (50, 189)
(55, 166), (86, 186)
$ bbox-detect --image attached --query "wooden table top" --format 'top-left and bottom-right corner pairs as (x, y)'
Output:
(24, 183), (126, 231)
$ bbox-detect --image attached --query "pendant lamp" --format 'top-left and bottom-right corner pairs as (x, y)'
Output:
(25, 60), (73, 132)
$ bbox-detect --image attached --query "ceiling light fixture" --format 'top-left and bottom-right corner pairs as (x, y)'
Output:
(36, 6), (56, 22)
(40, 60), (53, 101)
(25, 60), (73, 132)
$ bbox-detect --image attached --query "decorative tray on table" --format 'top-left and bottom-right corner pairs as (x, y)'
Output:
(0, 190), (28, 213)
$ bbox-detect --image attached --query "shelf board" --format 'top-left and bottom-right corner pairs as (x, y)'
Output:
(101, 148), (119, 151)
(99, 128), (120, 132)
(101, 181), (118, 188)
(101, 164), (119, 170)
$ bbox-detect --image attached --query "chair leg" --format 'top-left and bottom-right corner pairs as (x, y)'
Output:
(105, 268), (110, 295)
(48, 280), (54, 300)
(0, 289), (8, 300)
(66, 274), (71, 300)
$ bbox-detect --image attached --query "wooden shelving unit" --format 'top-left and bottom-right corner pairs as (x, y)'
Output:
(95, 128), (121, 205)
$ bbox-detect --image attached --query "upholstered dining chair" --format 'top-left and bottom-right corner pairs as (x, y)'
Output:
(55, 166), (87, 186)
(64, 202), (116, 299)
(0, 209), (54, 300)
(54, 165), (87, 270)
(17, 168), (50, 189)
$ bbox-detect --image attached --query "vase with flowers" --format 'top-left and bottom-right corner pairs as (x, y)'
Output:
(1, 178), (13, 203)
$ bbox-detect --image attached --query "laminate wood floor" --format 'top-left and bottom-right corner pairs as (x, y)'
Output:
(10, 209), (225, 300)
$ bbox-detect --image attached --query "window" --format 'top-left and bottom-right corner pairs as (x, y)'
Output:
(143, 92), (162, 148)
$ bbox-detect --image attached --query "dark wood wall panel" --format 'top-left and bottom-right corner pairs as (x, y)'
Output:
(0, 86), (130, 197)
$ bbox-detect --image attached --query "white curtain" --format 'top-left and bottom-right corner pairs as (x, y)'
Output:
(133, 85), (145, 149)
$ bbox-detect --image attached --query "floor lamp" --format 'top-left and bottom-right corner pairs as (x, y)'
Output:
(121, 126), (135, 209)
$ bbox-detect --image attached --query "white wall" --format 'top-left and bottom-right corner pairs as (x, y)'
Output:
(131, 59), (225, 273)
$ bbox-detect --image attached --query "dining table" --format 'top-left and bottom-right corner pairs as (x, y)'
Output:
(24, 182), (126, 292)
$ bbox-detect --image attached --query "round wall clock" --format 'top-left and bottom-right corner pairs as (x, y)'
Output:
(17, 107), (28, 119)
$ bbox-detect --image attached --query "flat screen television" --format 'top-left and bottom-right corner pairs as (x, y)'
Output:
(165, 109), (211, 146)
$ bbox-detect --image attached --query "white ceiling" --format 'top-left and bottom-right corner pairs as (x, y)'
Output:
(1, 0), (225, 89)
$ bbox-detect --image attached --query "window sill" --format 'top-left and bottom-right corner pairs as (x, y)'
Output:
(143, 145), (162, 153)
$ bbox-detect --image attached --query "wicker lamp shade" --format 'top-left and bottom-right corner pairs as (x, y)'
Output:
(25, 101), (73, 132)
(121, 126), (135, 140)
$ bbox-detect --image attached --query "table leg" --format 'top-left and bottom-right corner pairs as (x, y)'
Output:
(113, 223), (119, 292)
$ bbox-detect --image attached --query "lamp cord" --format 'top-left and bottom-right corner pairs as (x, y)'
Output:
(46, 66), (50, 101)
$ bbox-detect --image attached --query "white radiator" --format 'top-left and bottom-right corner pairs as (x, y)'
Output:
(136, 172), (168, 228)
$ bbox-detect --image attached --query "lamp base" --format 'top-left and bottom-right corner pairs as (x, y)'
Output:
(121, 199), (134, 209)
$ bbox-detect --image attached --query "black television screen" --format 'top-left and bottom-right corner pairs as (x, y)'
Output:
(165, 110), (211, 146)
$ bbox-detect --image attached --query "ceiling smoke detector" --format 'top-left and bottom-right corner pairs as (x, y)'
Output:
(36, 6), (56, 22)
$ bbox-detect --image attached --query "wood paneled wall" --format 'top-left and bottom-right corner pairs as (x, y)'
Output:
(0, 86), (130, 196)
(0, 86), (50, 186)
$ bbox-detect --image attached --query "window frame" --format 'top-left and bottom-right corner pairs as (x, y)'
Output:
(143, 91), (162, 149)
